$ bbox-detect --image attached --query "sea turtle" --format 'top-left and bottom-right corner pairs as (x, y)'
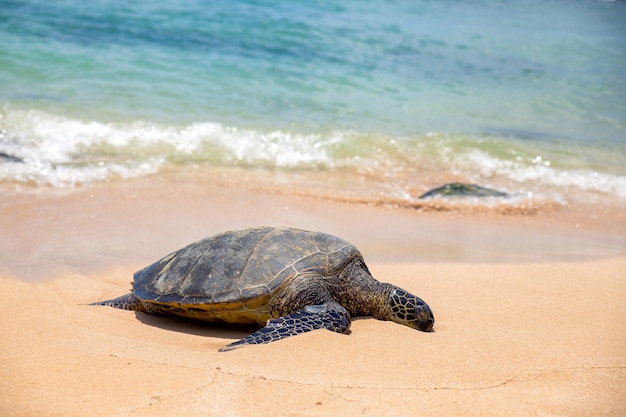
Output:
(419, 182), (509, 199)
(92, 226), (434, 351)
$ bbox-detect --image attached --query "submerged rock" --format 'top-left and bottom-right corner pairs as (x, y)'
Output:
(419, 183), (509, 199)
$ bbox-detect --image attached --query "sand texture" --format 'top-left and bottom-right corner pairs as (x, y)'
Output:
(1, 260), (625, 416)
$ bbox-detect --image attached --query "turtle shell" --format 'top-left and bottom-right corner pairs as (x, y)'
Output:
(132, 227), (361, 317)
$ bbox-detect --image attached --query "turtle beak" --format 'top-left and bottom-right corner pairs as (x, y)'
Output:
(415, 304), (434, 332)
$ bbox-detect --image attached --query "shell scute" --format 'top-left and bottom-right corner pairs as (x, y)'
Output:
(267, 266), (299, 293)
(210, 291), (242, 305)
(293, 252), (331, 275)
(314, 232), (352, 254)
(241, 285), (270, 302)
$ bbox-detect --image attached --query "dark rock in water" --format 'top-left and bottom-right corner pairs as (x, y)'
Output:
(419, 183), (509, 199)
(0, 152), (24, 163)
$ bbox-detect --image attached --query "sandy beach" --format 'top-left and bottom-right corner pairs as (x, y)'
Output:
(3, 1), (625, 415)
(1, 171), (625, 416)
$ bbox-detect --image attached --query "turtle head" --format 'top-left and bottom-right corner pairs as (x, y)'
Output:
(387, 287), (434, 332)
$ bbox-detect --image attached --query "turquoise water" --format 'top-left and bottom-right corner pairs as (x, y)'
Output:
(1, 0), (625, 202)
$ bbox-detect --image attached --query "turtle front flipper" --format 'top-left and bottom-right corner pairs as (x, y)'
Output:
(219, 302), (351, 352)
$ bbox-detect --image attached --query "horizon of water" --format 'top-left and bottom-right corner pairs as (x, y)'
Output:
(1, 0), (625, 208)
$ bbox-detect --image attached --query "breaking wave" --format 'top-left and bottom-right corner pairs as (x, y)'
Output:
(1, 109), (624, 203)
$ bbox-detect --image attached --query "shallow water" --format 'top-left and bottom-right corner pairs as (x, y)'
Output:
(1, 0), (625, 209)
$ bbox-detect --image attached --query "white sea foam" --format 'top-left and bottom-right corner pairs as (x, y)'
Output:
(0, 110), (171, 186)
(461, 149), (626, 198)
(1, 109), (624, 202)
(0, 156), (165, 187)
(181, 122), (339, 168)
(0, 110), (341, 186)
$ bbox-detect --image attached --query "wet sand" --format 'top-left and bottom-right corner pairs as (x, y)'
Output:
(0, 170), (625, 416)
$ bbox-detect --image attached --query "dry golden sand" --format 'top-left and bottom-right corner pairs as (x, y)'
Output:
(0, 171), (625, 416)
(1, 261), (624, 416)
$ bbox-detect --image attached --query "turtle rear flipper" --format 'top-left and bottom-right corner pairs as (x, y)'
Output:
(90, 293), (145, 312)
(219, 302), (351, 352)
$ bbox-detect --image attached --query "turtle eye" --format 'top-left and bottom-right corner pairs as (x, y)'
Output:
(389, 288), (434, 332)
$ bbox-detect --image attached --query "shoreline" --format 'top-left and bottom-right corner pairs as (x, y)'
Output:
(0, 167), (624, 282)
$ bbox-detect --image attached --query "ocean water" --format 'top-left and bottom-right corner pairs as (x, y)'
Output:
(1, 0), (625, 208)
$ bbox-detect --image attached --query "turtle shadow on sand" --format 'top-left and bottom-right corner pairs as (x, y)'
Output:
(135, 310), (355, 340)
(134, 310), (261, 340)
